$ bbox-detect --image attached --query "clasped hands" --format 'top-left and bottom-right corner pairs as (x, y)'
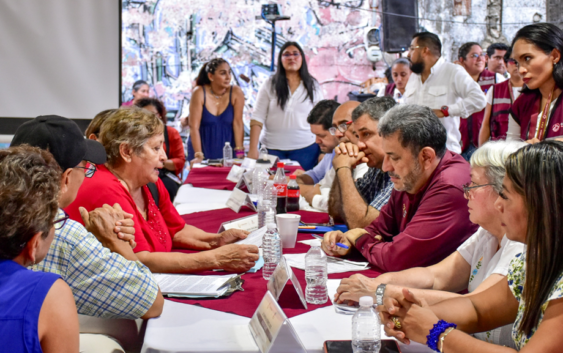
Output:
(332, 142), (368, 170)
(79, 203), (137, 250)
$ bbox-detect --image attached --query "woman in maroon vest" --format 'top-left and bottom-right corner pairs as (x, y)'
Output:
(479, 47), (524, 145)
(377, 58), (411, 103)
(508, 23), (563, 143)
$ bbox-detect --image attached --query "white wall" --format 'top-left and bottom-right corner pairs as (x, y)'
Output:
(0, 0), (120, 120)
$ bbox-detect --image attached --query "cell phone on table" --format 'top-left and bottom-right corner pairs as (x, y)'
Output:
(323, 339), (402, 353)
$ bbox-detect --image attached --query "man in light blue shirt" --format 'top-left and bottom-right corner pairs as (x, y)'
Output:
(295, 100), (341, 186)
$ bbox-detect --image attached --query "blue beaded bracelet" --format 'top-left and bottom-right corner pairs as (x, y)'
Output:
(426, 320), (457, 352)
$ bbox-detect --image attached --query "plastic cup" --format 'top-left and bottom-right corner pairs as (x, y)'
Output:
(275, 214), (301, 248)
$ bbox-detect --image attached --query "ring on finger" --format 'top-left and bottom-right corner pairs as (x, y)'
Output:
(391, 316), (402, 329)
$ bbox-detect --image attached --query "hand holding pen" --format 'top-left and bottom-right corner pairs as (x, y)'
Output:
(318, 230), (353, 257)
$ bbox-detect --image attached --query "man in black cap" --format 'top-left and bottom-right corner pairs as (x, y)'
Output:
(11, 115), (164, 322)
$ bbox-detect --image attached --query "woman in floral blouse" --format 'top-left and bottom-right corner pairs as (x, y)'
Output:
(379, 140), (563, 352)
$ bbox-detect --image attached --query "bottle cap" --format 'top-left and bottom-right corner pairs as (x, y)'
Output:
(277, 162), (284, 168)
(225, 142), (230, 145)
(359, 296), (374, 307)
(290, 175), (297, 180)
(267, 223), (277, 230)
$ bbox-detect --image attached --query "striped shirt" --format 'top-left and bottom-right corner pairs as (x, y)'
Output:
(33, 209), (159, 319)
(355, 168), (394, 210)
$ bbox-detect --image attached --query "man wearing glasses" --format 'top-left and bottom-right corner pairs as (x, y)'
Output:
(10, 116), (163, 324)
(458, 42), (500, 160)
(403, 32), (486, 157)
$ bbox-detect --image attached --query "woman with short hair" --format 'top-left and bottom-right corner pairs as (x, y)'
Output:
(0, 145), (79, 353)
(377, 58), (412, 103)
(66, 107), (259, 273)
(336, 140), (525, 346)
(85, 109), (117, 141)
(380, 140), (563, 352)
(248, 42), (324, 170)
(122, 80), (150, 107)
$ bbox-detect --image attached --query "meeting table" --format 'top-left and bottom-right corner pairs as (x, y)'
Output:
(142, 166), (434, 353)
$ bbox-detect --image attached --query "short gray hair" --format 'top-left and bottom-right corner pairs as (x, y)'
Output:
(379, 104), (447, 158)
(351, 96), (396, 122)
(470, 140), (526, 193)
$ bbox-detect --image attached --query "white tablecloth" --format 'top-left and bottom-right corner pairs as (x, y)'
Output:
(174, 186), (232, 215)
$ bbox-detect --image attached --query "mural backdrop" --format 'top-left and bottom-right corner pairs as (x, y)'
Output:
(121, 0), (385, 128)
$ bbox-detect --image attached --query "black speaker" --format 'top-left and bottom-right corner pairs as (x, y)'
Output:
(380, 0), (418, 53)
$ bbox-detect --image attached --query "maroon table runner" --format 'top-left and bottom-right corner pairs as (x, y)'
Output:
(185, 165), (303, 190)
(172, 208), (382, 318)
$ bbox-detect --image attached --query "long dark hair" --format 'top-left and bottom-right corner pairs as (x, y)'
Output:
(271, 41), (317, 110)
(195, 58), (229, 86)
(512, 23), (563, 90)
(505, 140), (563, 335)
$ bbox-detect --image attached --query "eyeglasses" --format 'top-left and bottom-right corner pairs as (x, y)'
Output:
(462, 182), (494, 199)
(329, 122), (348, 136)
(468, 53), (486, 59)
(53, 211), (70, 230)
(282, 52), (300, 58)
(408, 46), (421, 51)
(507, 58), (517, 64)
(75, 163), (96, 178)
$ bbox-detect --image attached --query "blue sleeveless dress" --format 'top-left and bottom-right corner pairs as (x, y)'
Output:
(188, 86), (236, 160)
(0, 259), (60, 353)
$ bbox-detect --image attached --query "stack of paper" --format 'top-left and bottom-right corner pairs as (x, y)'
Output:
(283, 254), (370, 274)
(235, 226), (267, 247)
(154, 273), (238, 298)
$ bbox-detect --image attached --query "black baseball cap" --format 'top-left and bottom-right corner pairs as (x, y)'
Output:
(11, 115), (107, 171)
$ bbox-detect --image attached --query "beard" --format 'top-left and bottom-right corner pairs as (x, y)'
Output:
(410, 60), (425, 74)
(391, 160), (423, 193)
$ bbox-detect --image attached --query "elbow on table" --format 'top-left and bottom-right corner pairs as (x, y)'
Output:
(142, 291), (165, 319)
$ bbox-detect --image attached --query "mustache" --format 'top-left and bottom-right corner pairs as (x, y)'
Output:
(388, 172), (400, 179)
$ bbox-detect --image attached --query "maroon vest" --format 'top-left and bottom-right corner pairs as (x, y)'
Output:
(384, 83), (396, 97)
(489, 80), (515, 140)
(510, 89), (563, 140)
(460, 69), (496, 151)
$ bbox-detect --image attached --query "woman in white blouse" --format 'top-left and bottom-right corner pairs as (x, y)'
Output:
(335, 140), (526, 346)
(248, 42), (323, 170)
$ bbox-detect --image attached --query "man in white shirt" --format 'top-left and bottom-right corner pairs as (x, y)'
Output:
(486, 42), (510, 82)
(403, 32), (487, 154)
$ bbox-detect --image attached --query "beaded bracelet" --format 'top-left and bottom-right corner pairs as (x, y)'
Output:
(426, 320), (457, 352)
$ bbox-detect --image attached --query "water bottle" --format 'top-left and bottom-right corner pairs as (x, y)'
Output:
(257, 200), (276, 229)
(305, 241), (328, 304)
(223, 142), (233, 167)
(352, 296), (381, 353)
(262, 223), (282, 280)
(259, 145), (268, 160)
(252, 163), (269, 196)
(286, 174), (300, 212)
(273, 162), (287, 214)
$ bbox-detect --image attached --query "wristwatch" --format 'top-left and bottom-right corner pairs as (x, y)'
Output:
(440, 105), (450, 117)
(375, 284), (387, 305)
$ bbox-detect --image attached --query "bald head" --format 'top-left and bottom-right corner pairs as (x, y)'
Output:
(332, 100), (361, 143)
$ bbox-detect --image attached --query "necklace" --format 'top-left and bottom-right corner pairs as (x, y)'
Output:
(209, 86), (226, 105)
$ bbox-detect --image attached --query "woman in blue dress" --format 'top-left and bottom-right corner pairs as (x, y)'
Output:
(188, 58), (245, 165)
(0, 145), (79, 352)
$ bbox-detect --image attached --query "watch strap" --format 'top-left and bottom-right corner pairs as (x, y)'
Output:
(375, 283), (387, 305)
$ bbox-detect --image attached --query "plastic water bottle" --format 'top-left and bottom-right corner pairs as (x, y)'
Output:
(257, 200), (276, 229)
(259, 145), (268, 160)
(262, 223), (282, 280)
(305, 241), (328, 304)
(252, 164), (269, 196)
(223, 142), (233, 167)
(352, 296), (381, 353)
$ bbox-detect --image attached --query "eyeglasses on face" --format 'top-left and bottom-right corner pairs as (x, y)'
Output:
(282, 52), (301, 58)
(329, 122), (348, 136)
(408, 46), (421, 51)
(468, 53), (487, 59)
(75, 163), (97, 178)
(507, 58), (517, 64)
(53, 211), (70, 230)
(462, 182), (494, 199)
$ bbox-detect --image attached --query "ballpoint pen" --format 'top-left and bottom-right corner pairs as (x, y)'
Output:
(310, 234), (350, 249)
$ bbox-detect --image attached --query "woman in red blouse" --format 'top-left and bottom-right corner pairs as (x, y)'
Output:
(66, 107), (259, 273)
(136, 98), (185, 201)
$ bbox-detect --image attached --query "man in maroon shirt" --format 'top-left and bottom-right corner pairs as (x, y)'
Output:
(322, 104), (477, 272)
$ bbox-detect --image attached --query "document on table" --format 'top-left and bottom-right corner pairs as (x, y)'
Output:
(283, 254), (370, 274)
(327, 279), (361, 315)
(154, 273), (237, 297)
(235, 226), (266, 247)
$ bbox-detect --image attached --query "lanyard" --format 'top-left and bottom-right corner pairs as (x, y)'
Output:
(534, 87), (555, 140)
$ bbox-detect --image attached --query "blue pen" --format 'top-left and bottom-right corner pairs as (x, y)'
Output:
(311, 234), (350, 249)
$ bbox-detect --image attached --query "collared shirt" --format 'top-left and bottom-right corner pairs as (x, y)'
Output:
(355, 167), (394, 210)
(33, 209), (159, 319)
(252, 77), (323, 150)
(355, 151), (478, 272)
(404, 57), (487, 153)
(305, 150), (334, 184)
(377, 85), (405, 104)
(310, 163), (369, 212)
